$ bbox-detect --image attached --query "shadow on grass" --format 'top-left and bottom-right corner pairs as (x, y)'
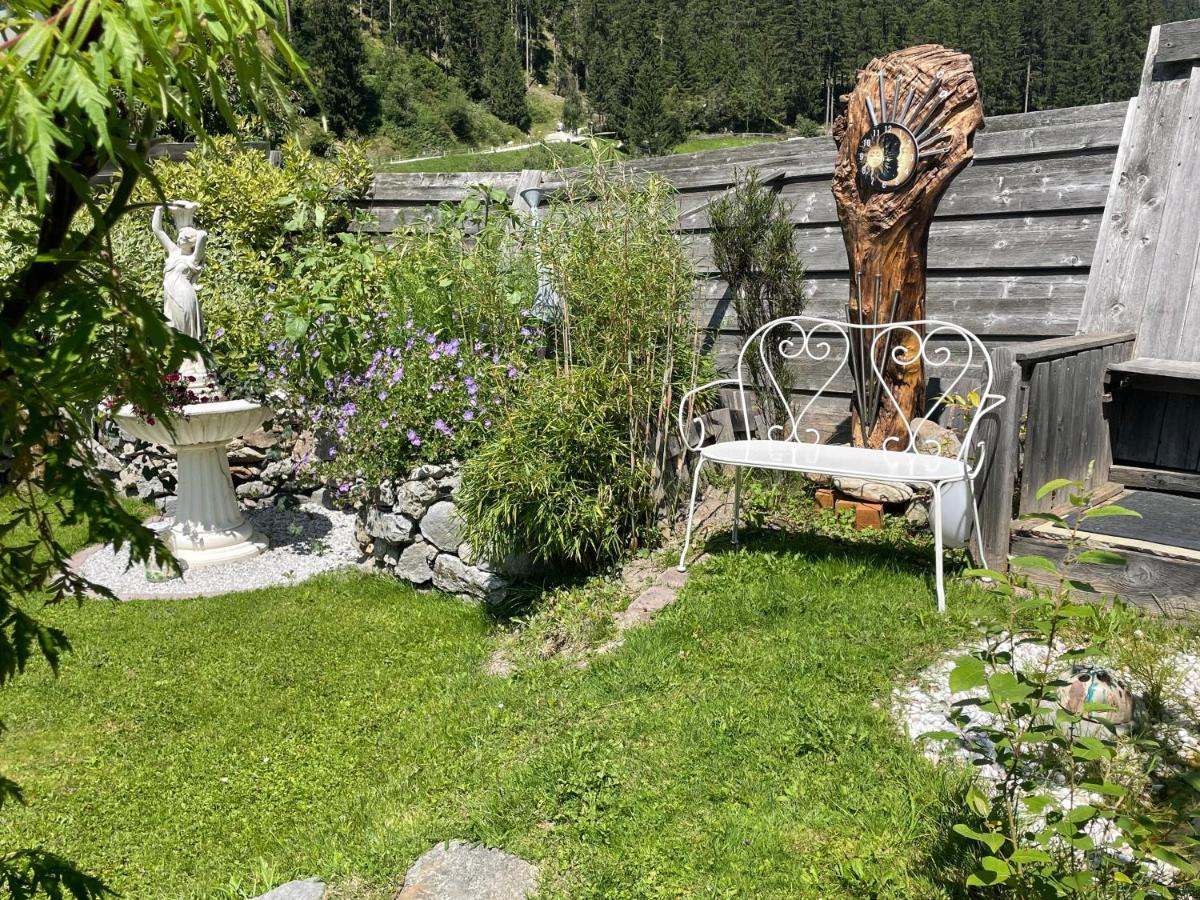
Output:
(695, 520), (968, 580)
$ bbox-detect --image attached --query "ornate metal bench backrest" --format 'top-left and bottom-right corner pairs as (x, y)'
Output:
(682, 316), (1004, 467)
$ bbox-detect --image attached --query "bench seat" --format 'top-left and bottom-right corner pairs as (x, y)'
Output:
(702, 439), (967, 483)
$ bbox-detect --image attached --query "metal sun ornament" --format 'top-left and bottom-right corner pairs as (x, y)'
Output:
(856, 68), (954, 192)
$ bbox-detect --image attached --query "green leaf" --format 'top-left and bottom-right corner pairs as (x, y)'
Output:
(1023, 511), (1070, 527)
(966, 785), (990, 818)
(987, 671), (1036, 703)
(1010, 848), (1052, 865)
(1067, 804), (1097, 823)
(949, 656), (986, 693)
(284, 315), (309, 342)
(966, 856), (1011, 886)
(1082, 504), (1142, 520)
(953, 824), (1006, 853)
(1075, 549), (1127, 566)
(1010, 554), (1058, 574)
(1036, 478), (1081, 500)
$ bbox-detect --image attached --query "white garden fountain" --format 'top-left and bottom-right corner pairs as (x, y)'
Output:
(113, 201), (271, 567)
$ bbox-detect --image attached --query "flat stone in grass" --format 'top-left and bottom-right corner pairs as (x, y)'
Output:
(253, 878), (325, 900)
(397, 840), (537, 899)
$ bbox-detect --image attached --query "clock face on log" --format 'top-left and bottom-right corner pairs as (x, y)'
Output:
(857, 123), (918, 191)
(855, 69), (955, 193)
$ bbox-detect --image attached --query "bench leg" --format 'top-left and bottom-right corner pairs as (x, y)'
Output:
(678, 457), (705, 572)
(731, 467), (742, 546)
(932, 482), (946, 614)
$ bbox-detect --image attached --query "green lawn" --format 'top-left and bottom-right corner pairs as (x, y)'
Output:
(378, 134), (783, 174)
(671, 133), (785, 155)
(0, 519), (992, 898)
(378, 143), (603, 174)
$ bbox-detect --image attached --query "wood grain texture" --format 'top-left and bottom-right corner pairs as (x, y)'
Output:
(1133, 67), (1200, 361)
(1155, 19), (1200, 66)
(685, 212), (1100, 274)
(1081, 26), (1191, 333)
(1011, 533), (1200, 614)
(694, 272), (1090, 335)
(974, 346), (1024, 569)
(1111, 463), (1200, 494)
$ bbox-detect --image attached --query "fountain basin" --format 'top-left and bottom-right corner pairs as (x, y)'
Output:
(114, 399), (273, 567)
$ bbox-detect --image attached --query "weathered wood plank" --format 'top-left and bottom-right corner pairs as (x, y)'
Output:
(676, 152), (1115, 230)
(1021, 359), (1057, 513)
(1011, 533), (1200, 614)
(975, 346), (1024, 569)
(1108, 357), (1200, 381)
(1110, 463), (1200, 496)
(685, 212), (1101, 274)
(694, 273), (1090, 335)
(1134, 67), (1200, 361)
(1013, 332), (1135, 362)
(371, 171), (525, 202)
(1080, 31), (1190, 333)
(1155, 18), (1200, 66)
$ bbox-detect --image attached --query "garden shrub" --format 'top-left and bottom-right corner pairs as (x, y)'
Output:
(107, 136), (373, 391)
(709, 168), (808, 428)
(259, 192), (541, 489)
(458, 366), (655, 568)
(458, 164), (700, 568)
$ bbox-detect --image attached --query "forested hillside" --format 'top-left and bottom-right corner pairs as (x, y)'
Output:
(296, 0), (1200, 156)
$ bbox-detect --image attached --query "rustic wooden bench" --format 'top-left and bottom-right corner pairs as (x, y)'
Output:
(675, 315), (1006, 612)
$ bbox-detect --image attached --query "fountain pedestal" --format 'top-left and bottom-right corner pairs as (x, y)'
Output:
(115, 399), (272, 567)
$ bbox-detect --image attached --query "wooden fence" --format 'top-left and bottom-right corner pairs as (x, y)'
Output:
(365, 100), (1126, 439)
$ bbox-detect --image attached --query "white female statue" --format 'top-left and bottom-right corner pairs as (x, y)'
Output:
(152, 201), (209, 378)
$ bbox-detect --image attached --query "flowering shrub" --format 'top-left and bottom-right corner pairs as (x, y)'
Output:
(293, 319), (539, 494)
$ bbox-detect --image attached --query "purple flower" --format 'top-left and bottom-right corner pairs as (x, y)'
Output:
(311, 348), (321, 359)
(407, 429), (421, 446)
(434, 418), (453, 437)
(429, 350), (441, 361)
(390, 366), (404, 384)
(484, 418), (492, 427)
(463, 410), (475, 421)
(327, 447), (337, 458)
(377, 391), (388, 402)
(380, 419), (389, 429)
(507, 367), (518, 379)
(213, 327), (226, 339)
(520, 327), (531, 338)
(338, 482), (350, 495)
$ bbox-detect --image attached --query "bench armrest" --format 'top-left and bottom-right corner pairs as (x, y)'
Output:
(677, 379), (741, 451)
(1012, 332), (1135, 364)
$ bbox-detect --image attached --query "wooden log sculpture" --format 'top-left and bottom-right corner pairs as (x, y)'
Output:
(831, 45), (984, 448)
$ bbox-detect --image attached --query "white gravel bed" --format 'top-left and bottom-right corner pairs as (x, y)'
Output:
(79, 501), (362, 598)
(894, 638), (1200, 777)
(893, 635), (1200, 877)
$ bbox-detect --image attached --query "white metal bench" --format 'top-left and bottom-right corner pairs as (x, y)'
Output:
(676, 316), (1006, 611)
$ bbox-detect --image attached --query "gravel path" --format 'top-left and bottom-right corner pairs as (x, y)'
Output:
(78, 502), (362, 599)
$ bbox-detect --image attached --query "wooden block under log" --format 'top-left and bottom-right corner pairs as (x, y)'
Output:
(835, 498), (885, 530)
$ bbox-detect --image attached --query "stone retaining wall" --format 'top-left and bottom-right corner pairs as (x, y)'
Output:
(97, 409), (320, 510)
(357, 462), (510, 604)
